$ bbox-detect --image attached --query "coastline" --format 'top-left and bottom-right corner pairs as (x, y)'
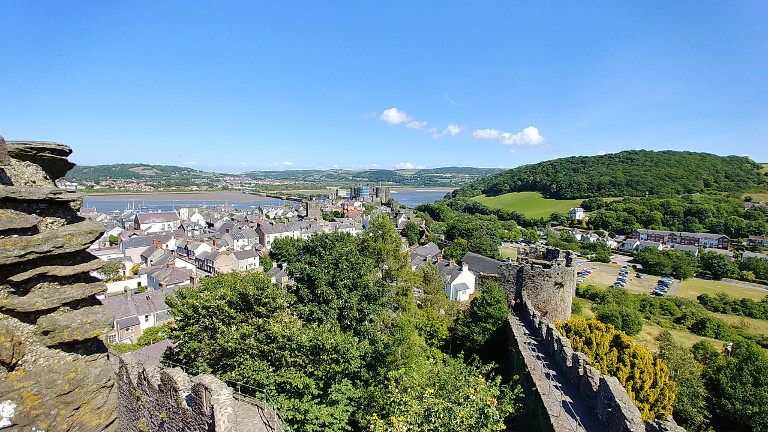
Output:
(83, 191), (269, 202)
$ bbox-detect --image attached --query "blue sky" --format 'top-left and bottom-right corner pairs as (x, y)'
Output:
(1, 1), (766, 172)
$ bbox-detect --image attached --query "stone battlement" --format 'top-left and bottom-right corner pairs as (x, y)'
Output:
(498, 246), (577, 323)
(511, 298), (683, 432)
(116, 354), (283, 432)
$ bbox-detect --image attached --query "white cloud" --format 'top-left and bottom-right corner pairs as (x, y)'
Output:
(380, 107), (412, 125)
(362, 112), (377, 118)
(597, 150), (607, 155)
(184, 161), (197, 166)
(472, 126), (546, 147)
(395, 162), (415, 169)
(432, 123), (463, 139)
(406, 121), (428, 130)
(240, 162), (247, 166)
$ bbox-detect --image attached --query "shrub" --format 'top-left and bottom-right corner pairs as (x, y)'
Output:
(556, 318), (676, 420)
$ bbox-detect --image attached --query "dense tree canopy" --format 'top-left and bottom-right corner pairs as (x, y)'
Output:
(452, 150), (767, 200)
(165, 228), (521, 432)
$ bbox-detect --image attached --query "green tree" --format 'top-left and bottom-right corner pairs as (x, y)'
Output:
(165, 272), (366, 432)
(108, 234), (119, 245)
(98, 261), (123, 281)
(402, 221), (420, 246)
(366, 356), (520, 432)
(260, 253), (273, 271)
(444, 237), (468, 262)
(594, 305), (643, 336)
(655, 331), (708, 431)
(359, 213), (409, 282)
(700, 251), (737, 280)
(453, 282), (510, 358)
(703, 340), (768, 432)
(287, 232), (390, 334)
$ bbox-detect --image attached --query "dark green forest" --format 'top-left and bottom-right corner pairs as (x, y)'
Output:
(452, 150), (767, 200)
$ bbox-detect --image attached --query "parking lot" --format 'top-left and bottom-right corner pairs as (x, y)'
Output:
(574, 258), (672, 296)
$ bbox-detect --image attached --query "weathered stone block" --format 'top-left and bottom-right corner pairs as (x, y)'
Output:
(7, 252), (105, 283)
(0, 220), (103, 265)
(581, 365), (602, 401)
(0, 208), (41, 231)
(36, 305), (113, 346)
(1, 282), (106, 313)
(6, 141), (75, 180)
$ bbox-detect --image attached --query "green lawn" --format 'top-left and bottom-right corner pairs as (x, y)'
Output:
(499, 245), (518, 260)
(472, 192), (584, 218)
(676, 278), (768, 301)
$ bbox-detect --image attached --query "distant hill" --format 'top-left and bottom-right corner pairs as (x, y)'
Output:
(242, 167), (504, 187)
(65, 164), (503, 188)
(452, 150), (768, 200)
(66, 163), (215, 182)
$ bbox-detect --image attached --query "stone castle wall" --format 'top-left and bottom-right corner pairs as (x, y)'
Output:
(514, 299), (683, 432)
(116, 354), (283, 432)
(498, 246), (576, 323)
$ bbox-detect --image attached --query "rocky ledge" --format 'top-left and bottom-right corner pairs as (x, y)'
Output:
(0, 134), (116, 431)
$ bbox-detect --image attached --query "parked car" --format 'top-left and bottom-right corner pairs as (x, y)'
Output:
(577, 278), (584, 283)
(651, 290), (665, 296)
(636, 274), (644, 279)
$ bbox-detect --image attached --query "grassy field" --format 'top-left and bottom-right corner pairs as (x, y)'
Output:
(676, 278), (768, 301)
(571, 297), (719, 351)
(744, 192), (768, 202)
(473, 192), (584, 218)
(499, 245), (518, 261)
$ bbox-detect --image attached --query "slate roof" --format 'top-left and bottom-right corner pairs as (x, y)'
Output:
(146, 266), (192, 286)
(436, 259), (461, 283)
(232, 249), (258, 260)
(635, 229), (729, 240)
(461, 251), (503, 275)
(412, 242), (440, 257)
(743, 251), (768, 261)
(121, 236), (156, 250)
(98, 289), (175, 321)
(137, 212), (180, 224)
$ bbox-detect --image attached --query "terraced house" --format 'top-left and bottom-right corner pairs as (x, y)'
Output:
(631, 228), (730, 249)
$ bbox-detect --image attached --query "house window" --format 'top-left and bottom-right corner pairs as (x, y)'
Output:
(145, 315), (150, 322)
(107, 334), (117, 344)
(125, 326), (134, 333)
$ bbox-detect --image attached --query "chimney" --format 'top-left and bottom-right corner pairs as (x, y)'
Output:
(213, 238), (217, 247)
(437, 251), (443, 261)
(257, 220), (262, 227)
(449, 259), (455, 266)
(124, 287), (132, 300)
(461, 262), (469, 272)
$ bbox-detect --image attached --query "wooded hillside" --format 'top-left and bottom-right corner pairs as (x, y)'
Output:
(452, 151), (767, 199)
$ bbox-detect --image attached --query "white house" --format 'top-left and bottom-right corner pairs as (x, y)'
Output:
(230, 249), (260, 272)
(135, 211), (181, 233)
(444, 262), (476, 302)
(568, 207), (586, 220)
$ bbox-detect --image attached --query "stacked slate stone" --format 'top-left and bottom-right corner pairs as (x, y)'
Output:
(0, 135), (116, 430)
